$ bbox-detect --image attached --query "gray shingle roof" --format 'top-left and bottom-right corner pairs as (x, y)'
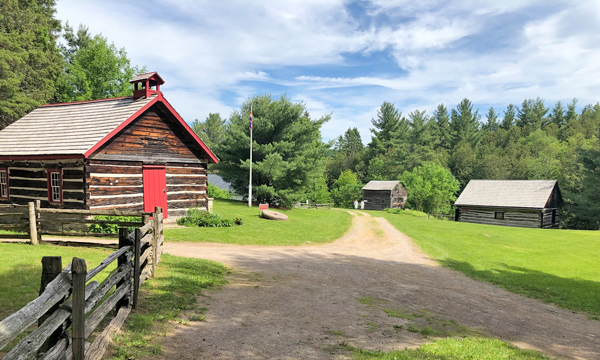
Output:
(0, 95), (156, 156)
(129, 72), (164, 84)
(362, 180), (400, 191)
(207, 174), (234, 192)
(454, 180), (557, 209)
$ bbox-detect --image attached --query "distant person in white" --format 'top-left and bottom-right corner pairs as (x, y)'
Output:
(360, 200), (365, 210)
(354, 200), (358, 209)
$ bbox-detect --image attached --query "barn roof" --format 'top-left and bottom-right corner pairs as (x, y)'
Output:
(0, 96), (156, 156)
(0, 92), (219, 163)
(454, 180), (558, 209)
(362, 180), (401, 191)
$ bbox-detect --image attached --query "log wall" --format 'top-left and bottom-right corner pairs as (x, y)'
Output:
(86, 103), (210, 217)
(457, 206), (560, 228)
(0, 159), (85, 210)
(362, 184), (407, 211)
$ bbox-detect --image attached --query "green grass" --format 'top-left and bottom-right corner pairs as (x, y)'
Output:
(0, 243), (116, 320)
(345, 337), (553, 359)
(373, 211), (600, 315)
(109, 254), (228, 359)
(165, 199), (353, 245)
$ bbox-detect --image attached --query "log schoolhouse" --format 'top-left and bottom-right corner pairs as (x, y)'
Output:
(0, 72), (218, 219)
(454, 180), (562, 228)
(361, 180), (407, 211)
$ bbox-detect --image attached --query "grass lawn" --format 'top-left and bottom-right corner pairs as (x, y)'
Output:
(165, 199), (353, 246)
(373, 211), (600, 316)
(0, 243), (117, 321)
(345, 337), (552, 359)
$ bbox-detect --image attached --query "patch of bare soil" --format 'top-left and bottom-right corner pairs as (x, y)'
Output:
(154, 212), (600, 360)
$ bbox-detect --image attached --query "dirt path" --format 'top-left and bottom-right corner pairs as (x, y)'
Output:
(156, 212), (600, 360)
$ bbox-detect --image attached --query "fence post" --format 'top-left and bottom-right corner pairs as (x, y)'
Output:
(28, 202), (38, 245)
(152, 207), (162, 278)
(117, 228), (130, 312)
(35, 200), (41, 243)
(38, 256), (63, 354)
(133, 228), (141, 309)
(71, 257), (87, 360)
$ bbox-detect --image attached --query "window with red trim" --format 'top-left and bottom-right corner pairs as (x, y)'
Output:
(47, 170), (62, 204)
(0, 168), (8, 200)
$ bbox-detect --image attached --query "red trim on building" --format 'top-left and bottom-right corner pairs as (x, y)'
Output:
(40, 97), (130, 107)
(47, 169), (63, 204)
(0, 168), (9, 200)
(83, 93), (219, 164)
(0, 155), (84, 161)
(142, 165), (166, 170)
(156, 93), (219, 164)
(83, 97), (160, 157)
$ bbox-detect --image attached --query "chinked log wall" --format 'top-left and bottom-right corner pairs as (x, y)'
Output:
(0, 160), (85, 210)
(87, 160), (207, 216)
(458, 207), (557, 228)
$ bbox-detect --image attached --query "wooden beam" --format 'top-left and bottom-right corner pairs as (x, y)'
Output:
(71, 257), (87, 360)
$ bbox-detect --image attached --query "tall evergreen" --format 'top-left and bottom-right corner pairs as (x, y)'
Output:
(517, 97), (548, 129)
(191, 113), (226, 154)
(450, 98), (480, 147)
(369, 101), (403, 155)
(548, 101), (565, 127)
(500, 104), (517, 130)
(483, 107), (499, 131)
(432, 104), (452, 150)
(0, 0), (63, 129)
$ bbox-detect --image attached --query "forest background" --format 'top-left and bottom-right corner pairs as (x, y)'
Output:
(2, 0), (599, 230)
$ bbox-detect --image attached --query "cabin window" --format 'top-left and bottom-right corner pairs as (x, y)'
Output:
(494, 212), (505, 220)
(552, 209), (557, 224)
(0, 168), (8, 200)
(47, 170), (62, 204)
(381, 199), (386, 205)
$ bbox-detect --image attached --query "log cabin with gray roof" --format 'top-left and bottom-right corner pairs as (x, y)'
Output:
(361, 180), (407, 211)
(0, 72), (218, 219)
(454, 180), (562, 228)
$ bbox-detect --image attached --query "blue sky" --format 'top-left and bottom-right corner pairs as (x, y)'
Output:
(55, 0), (600, 143)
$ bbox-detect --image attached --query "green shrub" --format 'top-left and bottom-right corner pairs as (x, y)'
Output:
(176, 207), (242, 228)
(207, 183), (232, 199)
(88, 215), (140, 233)
(384, 208), (429, 218)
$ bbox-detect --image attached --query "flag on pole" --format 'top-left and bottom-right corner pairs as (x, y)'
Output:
(249, 108), (253, 129)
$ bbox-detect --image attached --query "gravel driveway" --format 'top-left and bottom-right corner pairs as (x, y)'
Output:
(155, 211), (600, 360)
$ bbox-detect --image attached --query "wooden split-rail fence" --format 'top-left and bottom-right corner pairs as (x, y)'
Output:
(294, 203), (331, 209)
(0, 201), (158, 247)
(0, 207), (164, 360)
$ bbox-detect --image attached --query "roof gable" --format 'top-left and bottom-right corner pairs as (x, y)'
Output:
(454, 180), (558, 209)
(0, 93), (218, 163)
(362, 180), (400, 191)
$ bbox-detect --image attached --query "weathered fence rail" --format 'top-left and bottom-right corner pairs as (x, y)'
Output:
(294, 203), (331, 209)
(0, 201), (154, 245)
(0, 207), (164, 360)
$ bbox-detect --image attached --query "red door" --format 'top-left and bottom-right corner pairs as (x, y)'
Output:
(143, 166), (168, 218)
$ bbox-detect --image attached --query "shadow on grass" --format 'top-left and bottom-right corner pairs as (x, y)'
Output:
(440, 259), (600, 315)
(0, 263), (40, 320)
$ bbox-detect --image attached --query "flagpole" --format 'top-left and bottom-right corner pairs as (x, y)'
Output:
(248, 104), (253, 208)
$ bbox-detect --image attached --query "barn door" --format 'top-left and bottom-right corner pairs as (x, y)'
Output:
(143, 165), (168, 218)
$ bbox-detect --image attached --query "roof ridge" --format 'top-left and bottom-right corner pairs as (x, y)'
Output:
(40, 96), (131, 107)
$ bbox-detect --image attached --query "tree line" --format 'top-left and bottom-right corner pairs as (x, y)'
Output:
(0, 0), (143, 129)
(198, 96), (600, 230)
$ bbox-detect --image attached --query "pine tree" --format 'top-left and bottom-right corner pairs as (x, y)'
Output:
(517, 98), (548, 129)
(548, 101), (565, 127)
(432, 104), (452, 150)
(0, 0), (63, 129)
(369, 101), (402, 154)
(191, 113), (225, 153)
(500, 104), (517, 130)
(450, 98), (480, 147)
(483, 107), (499, 131)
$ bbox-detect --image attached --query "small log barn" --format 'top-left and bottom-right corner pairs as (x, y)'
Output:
(362, 180), (407, 211)
(454, 180), (562, 228)
(0, 72), (218, 219)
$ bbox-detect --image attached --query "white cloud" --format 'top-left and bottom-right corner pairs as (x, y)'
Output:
(54, 0), (600, 143)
